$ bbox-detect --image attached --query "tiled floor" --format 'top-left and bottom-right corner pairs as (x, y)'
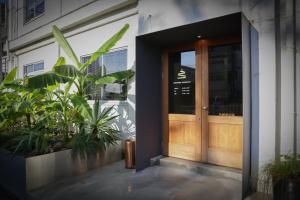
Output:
(31, 160), (242, 200)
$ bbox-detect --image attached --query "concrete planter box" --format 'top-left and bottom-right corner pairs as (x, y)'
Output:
(0, 141), (123, 199)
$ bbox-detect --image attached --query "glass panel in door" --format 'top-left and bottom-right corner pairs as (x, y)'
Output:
(169, 51), (195, 114)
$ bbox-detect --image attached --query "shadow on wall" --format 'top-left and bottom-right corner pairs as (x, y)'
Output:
(174, 0), (203, 22)
(109, 63), (136, 140)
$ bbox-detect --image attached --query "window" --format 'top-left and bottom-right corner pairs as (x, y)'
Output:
(24, 61), (44, 77)
(81, 48), (128, 100)
(25, 0), (44, 23)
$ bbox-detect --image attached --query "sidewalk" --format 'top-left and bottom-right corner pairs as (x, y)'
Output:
(31, 160), (242, 200)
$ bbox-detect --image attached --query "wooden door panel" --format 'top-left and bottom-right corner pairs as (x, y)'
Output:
(168, 114), (199, 161)
(207, 116), (243, 168)
(207, 149), (242, 169)
(169, 144), (196, 160)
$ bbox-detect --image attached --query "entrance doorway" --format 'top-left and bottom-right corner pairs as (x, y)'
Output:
(163, 37), (243, 169)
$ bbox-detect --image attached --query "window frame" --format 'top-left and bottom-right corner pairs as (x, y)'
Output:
(24, 0), (45, 24)
(80, 47), (129, 101)
(23, 60), (44, 77)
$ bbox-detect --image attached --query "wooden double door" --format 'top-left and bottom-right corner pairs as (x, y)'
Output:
(163, 38), (243, 169)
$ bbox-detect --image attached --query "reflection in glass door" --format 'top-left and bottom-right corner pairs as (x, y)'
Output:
(208, 44), (242, 116)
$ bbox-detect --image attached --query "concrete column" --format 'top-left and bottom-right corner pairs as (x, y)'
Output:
(296, 0), (300, 154)
(242, 0), (277, 167)
(279, 0), (296, 155)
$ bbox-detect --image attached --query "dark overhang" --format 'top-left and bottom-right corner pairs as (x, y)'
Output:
(137, 12), (241, 48)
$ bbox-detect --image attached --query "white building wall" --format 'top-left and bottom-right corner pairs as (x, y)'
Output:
(16, 43), (58, 78)
(16, 0), (61, 37)
(9, 0), (137, 50)
(61, 0), (94, 15)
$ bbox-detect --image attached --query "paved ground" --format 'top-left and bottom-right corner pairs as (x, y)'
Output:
(31, 160), (242, 200)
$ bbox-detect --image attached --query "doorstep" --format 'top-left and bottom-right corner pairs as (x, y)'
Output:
(158, 157), (242, 181)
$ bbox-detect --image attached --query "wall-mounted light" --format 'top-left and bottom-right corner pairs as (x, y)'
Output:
(197, 35), (202, 39)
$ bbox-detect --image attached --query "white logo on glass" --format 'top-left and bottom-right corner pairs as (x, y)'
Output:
(177, 69), (186, 80)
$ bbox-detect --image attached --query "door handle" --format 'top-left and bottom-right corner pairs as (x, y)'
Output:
(202, 106), (208, 110)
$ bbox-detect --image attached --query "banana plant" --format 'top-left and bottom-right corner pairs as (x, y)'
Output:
(0, 24), (135, 157)
(25, 23), (134, 155)
(26, 24), (134, 98)
(0, 68), (63, 156)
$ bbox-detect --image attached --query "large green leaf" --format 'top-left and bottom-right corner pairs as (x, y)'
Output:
(2, 82), (28, 91)
(52, 25), (81, 69)
(54, 57), (66, 67)
(26, 72), (70, 89)
(53, 65), (81, 78)
(81, 24), (129, 71)
(71, 95), (92, 120)
(3, 67), (17, 84)
(94, 70), (134, 85)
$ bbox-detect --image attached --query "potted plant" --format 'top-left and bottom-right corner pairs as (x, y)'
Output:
(261, 154), (300, 200)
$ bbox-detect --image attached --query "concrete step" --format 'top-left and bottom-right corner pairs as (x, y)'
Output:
(159, 157), (242, 181)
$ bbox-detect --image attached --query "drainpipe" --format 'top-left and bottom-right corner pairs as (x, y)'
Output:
(275, 0), (281, 161)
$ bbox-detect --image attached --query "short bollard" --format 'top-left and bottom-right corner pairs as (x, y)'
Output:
(124, 139), (135, 169)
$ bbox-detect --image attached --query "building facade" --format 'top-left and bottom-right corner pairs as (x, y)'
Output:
(5, 0), (300, 196)
(0, 0), (8, 81)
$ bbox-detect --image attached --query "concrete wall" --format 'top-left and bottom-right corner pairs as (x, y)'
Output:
(280, 0), (299, 155)
(243, 0), (277, 168)
(137, 0), (240, 35)
(296, 0), (300, 154)
(26, 142), (123, 191)
(0, 142), (122, 198)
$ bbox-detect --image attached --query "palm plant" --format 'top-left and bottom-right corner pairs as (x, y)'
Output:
(71, 99), (119, 157)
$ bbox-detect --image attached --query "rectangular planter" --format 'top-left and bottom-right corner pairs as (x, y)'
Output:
(0, 141), (123, 199)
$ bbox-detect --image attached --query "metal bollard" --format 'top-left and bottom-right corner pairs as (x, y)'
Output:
(124, 139), (135, 169)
